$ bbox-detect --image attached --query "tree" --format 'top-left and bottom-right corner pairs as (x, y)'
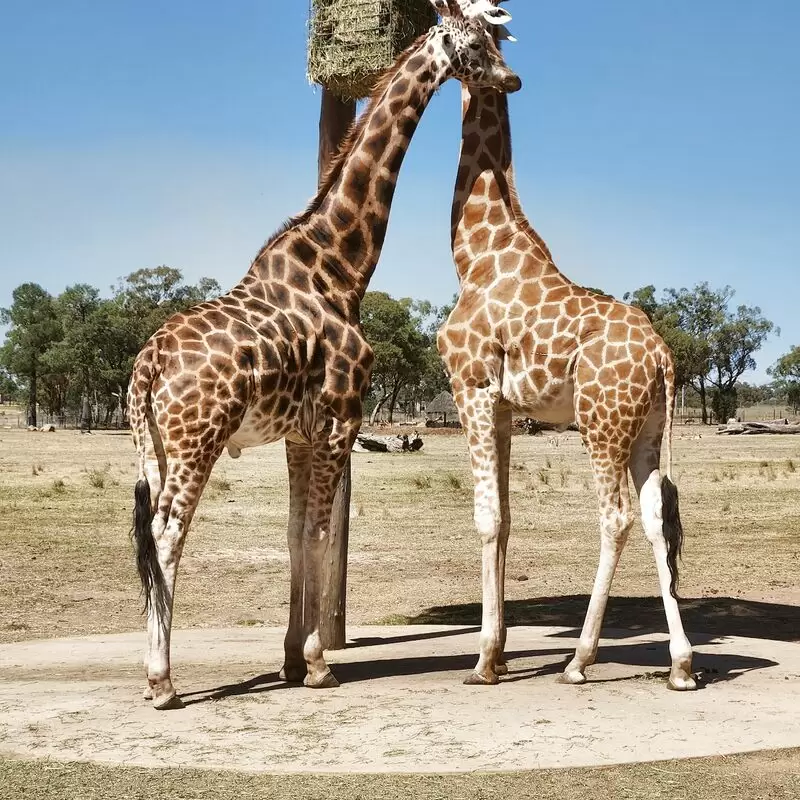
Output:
(361, 292), (428, 424)
(769, 345), (800, 413)
(46, 284), (104, 429)
(624, 285), (711, 393)
(706, 302), (775, 422)
(0, 368), (21, 404)
(626, 283), (774, 424)
(113, 266), (220, 343)
(0, 283), (61, 426)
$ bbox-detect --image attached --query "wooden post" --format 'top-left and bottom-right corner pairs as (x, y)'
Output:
(318, 86), (356, 650)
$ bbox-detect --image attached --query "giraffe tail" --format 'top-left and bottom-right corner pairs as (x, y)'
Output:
(659, 348), (683, 599)
(128, 350), (167, 617)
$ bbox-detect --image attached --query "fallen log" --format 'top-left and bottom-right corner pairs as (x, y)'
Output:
(716, 421), (800, 435)
(353, 432), (424, 453)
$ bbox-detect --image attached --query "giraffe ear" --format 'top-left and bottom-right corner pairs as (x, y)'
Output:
(429, 0), (462, 18)
(494, 24), (516, 42)
(482, 6), (513, 26)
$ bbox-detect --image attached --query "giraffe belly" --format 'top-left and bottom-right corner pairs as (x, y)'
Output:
(501, 369), (576, 425)
(226, 388), (324, 456)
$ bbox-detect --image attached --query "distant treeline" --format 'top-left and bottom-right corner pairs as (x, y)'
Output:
(1, 270), (798, 428)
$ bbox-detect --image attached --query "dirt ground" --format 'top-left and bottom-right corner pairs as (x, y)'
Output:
(1, 426), (798, 642)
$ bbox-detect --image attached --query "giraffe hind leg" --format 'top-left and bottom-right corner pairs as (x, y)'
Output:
(559, 455), (634, 686)
(143, 444), (226, 709)
(630, 415), (695, 691)
(280, 440), (312, 683)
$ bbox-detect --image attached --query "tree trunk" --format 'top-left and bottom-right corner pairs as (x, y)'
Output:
(318, 87), (356, 651)
(369, 391), (389, 425)
(698, 378), (708, 425)
(27, 366), (37, 428)
(387, 381), (402, 424)
(79, 382), (92, 431)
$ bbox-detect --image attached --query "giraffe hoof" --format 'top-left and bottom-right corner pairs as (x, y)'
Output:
(667, 673), (698, 692)
(153, 691), (184, 711)
(279, 663), (307, 683)
(142, 686), (154, 701)
(494, 663), (509, 676)
(304, 670), (339, 689)
(556, 669), (587, 686)
(463, 671), (499, 686)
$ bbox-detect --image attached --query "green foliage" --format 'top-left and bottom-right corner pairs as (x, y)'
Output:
(0, 283), (62, 426)
(361, 291), (447, 423)
(626, 282), (775, 423)
(0, 268), (220, 427)
(769, 345), (800, 412)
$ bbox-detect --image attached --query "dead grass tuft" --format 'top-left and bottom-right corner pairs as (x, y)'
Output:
(411, 474), (432, 490)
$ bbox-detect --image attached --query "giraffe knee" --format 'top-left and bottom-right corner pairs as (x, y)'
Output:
(474, 507), (501, 544)
(601, 508), (633, 548)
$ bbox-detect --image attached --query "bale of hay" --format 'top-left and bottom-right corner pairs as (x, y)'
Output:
(308, 0), (437, 99)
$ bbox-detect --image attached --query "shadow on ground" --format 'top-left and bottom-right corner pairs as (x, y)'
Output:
(181, 621), (779, 706)
(401, 595), (800, 643)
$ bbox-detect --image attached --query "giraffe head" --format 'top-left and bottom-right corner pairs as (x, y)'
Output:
(428, 0), (521, 93)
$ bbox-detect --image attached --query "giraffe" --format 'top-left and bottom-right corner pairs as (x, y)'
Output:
(437, 0), (696, 691)
(127, 0), (521, 710)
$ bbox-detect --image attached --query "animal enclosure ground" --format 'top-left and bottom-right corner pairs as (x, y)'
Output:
(0, 427), (798, 643)
(1, 427), (799, 792)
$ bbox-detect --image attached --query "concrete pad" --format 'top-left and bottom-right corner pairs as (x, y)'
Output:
(0, 625), (797, 773)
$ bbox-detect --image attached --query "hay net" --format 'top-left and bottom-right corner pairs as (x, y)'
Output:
(307, 0), (437, 100)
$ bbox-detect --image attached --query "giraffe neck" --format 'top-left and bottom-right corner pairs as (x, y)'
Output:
(252, 33), (452, 302)
(451, 86), (552, 281)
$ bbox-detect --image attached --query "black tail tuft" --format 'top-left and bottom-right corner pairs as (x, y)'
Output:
(661, 476), (684, 600)
(131, 479), (165, 616)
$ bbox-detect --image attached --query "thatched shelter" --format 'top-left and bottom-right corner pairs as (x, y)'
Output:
(308, 0), (437, 99)
(426, 391), (459, 426)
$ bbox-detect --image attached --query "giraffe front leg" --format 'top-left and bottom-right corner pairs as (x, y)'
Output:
(280, 440), (312, 683)
(301, 420), (358, 689)
(457, 388), (506, 686)
(493, 402), (512, 677)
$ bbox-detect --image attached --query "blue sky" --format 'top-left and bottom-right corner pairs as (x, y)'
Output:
(1, 1), (798, 381)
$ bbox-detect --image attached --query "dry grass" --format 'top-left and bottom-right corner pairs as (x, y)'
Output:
(0, 749), (798, 800)
(0, 427), (798, 646)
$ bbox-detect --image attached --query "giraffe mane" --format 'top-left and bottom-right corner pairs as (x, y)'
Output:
(254, 31), (431, 261)
(492, 91), (554, 262)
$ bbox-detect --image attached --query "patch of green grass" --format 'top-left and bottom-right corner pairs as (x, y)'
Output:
(235, 618), (263, 627)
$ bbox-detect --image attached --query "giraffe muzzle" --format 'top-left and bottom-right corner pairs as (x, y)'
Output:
(501, 73), (522, 93)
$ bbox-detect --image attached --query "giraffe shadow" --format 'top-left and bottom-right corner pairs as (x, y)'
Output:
(403, 595), (800, 643)
(178, 638), (775, 706)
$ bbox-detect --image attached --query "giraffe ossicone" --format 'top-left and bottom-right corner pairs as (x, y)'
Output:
(438, 2), (696, 691)
(127, 5), (521, 710)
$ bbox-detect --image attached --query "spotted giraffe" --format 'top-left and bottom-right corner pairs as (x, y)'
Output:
(127, 0), (521, 710)
(437, 0), (696, 691)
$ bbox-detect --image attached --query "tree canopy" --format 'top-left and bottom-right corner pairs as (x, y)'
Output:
(625, 282), (776, 423)
(0, 268), (220, 427)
